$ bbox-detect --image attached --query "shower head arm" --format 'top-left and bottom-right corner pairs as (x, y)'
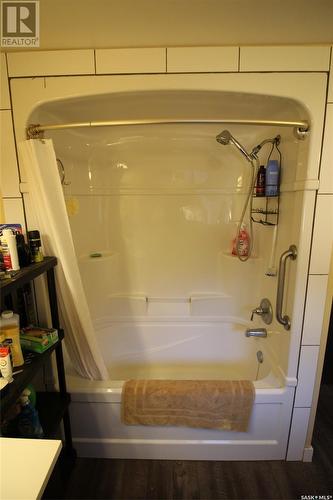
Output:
(250, 135), (281, 158)
(216, 131), (281, 163)
(229, 136), (255, 163)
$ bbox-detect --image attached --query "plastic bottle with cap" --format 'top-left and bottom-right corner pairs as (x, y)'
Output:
(255, 165), (266, 197)
(265, 160), (280, 197)
(28, 230), (44, 263)
(16, 233), (32, 267)
(0, 310), (24, 366)
(1, 228), (20, 271)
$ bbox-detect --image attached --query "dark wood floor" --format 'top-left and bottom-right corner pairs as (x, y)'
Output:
(44, 384), (333, 500)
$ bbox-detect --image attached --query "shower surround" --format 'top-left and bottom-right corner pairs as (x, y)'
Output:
(10, 68), (328, 460)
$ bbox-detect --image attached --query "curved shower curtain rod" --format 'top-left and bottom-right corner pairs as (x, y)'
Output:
(26, 118), (310, 139)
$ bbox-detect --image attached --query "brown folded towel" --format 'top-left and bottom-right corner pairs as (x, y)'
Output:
(121, 379), (255, 432)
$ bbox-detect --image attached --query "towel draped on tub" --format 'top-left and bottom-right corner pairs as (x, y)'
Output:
(121, 379), (255, 432)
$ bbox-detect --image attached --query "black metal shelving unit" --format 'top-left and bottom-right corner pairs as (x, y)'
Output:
(0, 257), (75, 457)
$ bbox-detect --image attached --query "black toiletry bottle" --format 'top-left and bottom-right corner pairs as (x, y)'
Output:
(16, 233), (32, 267)
(256, 165), (266, 197)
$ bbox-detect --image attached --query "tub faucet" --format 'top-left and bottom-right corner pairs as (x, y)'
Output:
(245, 328), (267, 338)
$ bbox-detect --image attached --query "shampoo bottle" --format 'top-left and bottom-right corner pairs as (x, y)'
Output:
(265, 160), (280, 197)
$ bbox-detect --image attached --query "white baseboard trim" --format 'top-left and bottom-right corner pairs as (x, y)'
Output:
(302, 446), (314, 462)
(73, 437), (286, 461)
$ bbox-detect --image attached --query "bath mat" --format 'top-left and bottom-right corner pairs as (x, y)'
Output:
(121, 379), (255, 432)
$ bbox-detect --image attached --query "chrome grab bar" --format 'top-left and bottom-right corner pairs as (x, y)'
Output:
(276, 245), (297, 330)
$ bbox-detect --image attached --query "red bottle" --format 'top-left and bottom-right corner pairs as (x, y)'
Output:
(256, 165), (266, 197)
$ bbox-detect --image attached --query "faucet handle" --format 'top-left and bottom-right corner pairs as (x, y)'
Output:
(251, 307), (263, 321)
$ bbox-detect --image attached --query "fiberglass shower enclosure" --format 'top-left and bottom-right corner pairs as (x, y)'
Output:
(11, 72), (327, 459)
(28, 89), (312, 378)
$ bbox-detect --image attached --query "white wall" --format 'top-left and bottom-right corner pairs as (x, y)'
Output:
(1, 0), (333, 51)
(0, 54), (26, 230)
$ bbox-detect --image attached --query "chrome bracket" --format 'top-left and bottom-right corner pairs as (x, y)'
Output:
(26, 124), (44, 140)
(294, 126), (309, 141)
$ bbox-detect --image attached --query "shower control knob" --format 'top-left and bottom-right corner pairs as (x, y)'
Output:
(250, 298), (273, 325)
(251, 308), (263, 321)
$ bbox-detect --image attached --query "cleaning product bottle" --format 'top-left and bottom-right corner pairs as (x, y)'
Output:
(232, 223), (250, 257)
(265, 160), (280, 197)
(255, 165), (266, 197)
(0, 233), (12, 271)
(0, 345), (13, 382)
(1, 229), (20, 271)
(0, 310), (24, 366)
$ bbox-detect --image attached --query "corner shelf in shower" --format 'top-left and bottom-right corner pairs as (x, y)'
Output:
(220, 251), (261, 260)
(78, 251), (117, 263)
(0, 257), (76, 457)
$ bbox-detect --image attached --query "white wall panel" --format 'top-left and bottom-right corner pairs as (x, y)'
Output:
(96, 48), (166, 74)
(328, 47), (333, 103)
(7, 50), (95, 77)
(22, 193), (38, 232)
(167, 47), (239, 73)
(3, 197), (26, 232)
(302, 275), (329, 345)
(0, 54), (10, 109)
(0, 110), (20, 197)
(319, 104), (333, 194)
(294, 346), (320, 408)
(309, 194), (333, 275)
(240, 46), (331, 72)
(287, 407), (311, 461)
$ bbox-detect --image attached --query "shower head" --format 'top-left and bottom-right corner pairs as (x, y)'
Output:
(216, 129), (254, 163)
(216, 130), (233, 146)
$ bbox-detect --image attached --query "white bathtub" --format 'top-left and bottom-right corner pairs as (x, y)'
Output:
(66, 320), (295, 460)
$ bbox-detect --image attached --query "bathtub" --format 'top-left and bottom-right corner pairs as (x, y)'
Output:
(66, 320), (295, 460)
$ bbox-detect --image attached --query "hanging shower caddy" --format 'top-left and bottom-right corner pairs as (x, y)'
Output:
(251, 197), (280, 226)
(251, 136), (282, 227)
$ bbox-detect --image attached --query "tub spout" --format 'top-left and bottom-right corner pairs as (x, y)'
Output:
(245, 328), (267, 338)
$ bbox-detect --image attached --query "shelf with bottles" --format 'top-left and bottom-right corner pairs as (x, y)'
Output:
(0, 257), (75, 457)
(0, 330), (64, 423)
(251, 137), (281, 227)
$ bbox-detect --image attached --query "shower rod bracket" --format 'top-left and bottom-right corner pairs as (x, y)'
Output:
(26, 124), (44, 140)
(294, 126), (309, 141)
